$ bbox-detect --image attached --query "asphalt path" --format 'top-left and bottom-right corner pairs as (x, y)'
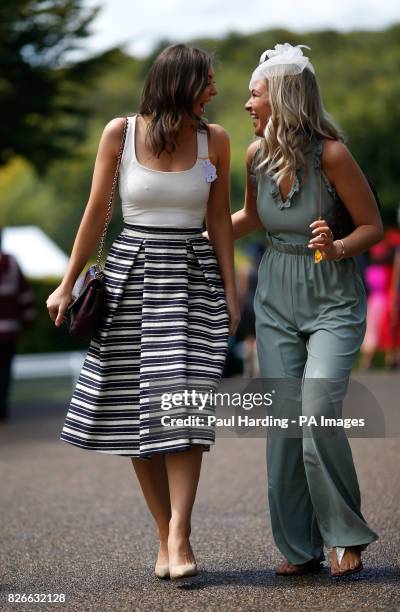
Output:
(1, 373), (399, 611)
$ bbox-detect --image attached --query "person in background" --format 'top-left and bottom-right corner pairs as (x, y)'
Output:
(381, 244), (400, 368)
(236, 241), (265, 377)
(360, 241), (392, 369)
(0, 228), (36, 421)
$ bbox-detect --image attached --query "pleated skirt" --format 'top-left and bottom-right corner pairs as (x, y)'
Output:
(60, 223), (230, 458)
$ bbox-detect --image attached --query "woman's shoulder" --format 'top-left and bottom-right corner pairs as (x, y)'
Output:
(320, 138), (352, 169)
(207, 124), (230, 165)
(247, 139), (262, 158)
(246, 139), (262, 169)
(103, 116), (128, 136)
(207, 123), (230, 146)
(99, 117), (129, 155)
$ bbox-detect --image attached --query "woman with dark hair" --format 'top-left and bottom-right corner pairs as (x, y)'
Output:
(47, 44), (239, 581)
(232, 43), (381, 578)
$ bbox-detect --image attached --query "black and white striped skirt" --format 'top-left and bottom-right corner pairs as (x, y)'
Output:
(60, 223), (230, 458)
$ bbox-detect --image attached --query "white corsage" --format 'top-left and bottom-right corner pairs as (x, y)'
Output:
(201, 159), (218, 183)
(249, 43), (315, 89)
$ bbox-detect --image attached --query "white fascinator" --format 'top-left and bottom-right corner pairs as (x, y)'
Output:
(249, 43), (315, 90)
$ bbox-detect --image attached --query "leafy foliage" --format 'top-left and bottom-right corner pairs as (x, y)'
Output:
(0, 0), (119, 173)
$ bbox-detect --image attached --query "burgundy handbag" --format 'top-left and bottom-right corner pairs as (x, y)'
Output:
(67, 117), (128, 340)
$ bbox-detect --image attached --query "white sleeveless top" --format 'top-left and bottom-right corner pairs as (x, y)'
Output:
(118, 115), (214, 227)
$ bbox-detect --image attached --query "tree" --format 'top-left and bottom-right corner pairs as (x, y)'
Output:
(0, 0), (115, 174)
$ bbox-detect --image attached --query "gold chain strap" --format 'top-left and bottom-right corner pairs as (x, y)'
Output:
(313, 165), (324, 263)
(319, 169), (323, 219)
(95, 117), (128, 268)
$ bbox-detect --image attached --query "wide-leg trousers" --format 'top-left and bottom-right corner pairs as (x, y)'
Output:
(254, 235), (378, 564)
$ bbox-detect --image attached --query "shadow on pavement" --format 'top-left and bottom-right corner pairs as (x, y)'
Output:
(172, 566), (400, 590)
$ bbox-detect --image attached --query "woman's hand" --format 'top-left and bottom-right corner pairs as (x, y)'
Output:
(225, 287), (241, 336)
(308, 219), (342, 261)
(46, 285), (73, 327)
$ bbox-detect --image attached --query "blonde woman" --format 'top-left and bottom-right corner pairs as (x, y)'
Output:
(47, 44), (239, 581)
(232, 44), (381, 578)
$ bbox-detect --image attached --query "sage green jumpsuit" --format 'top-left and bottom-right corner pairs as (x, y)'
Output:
(253, 138), (378, 564)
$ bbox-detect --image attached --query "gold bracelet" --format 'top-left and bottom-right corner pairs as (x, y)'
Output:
(335, 239), (346, 261)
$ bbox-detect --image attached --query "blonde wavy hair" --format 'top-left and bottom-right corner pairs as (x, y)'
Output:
(257, 68), (344, 185)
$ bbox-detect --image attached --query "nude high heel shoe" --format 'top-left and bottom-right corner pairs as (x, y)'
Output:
(168, 528), (198, 580)
(169, 562), (198, 580)
(154, 563), (170, 579)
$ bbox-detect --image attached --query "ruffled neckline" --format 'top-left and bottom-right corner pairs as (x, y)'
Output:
(266, 136), (324, 209)
(269, 173), (301, 209)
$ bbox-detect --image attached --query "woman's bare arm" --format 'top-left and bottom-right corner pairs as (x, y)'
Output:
(309, 141), (384, 258)
(231, 140), (264, 240)
(206, 124), (240, 334)
(61, 117), (126, 289)
(46, 117), (126, 326)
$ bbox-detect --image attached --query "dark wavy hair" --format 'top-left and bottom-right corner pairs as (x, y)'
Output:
(139, 44), (212, 157)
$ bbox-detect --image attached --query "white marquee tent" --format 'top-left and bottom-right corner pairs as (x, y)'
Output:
(1, 225), (69, 279)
